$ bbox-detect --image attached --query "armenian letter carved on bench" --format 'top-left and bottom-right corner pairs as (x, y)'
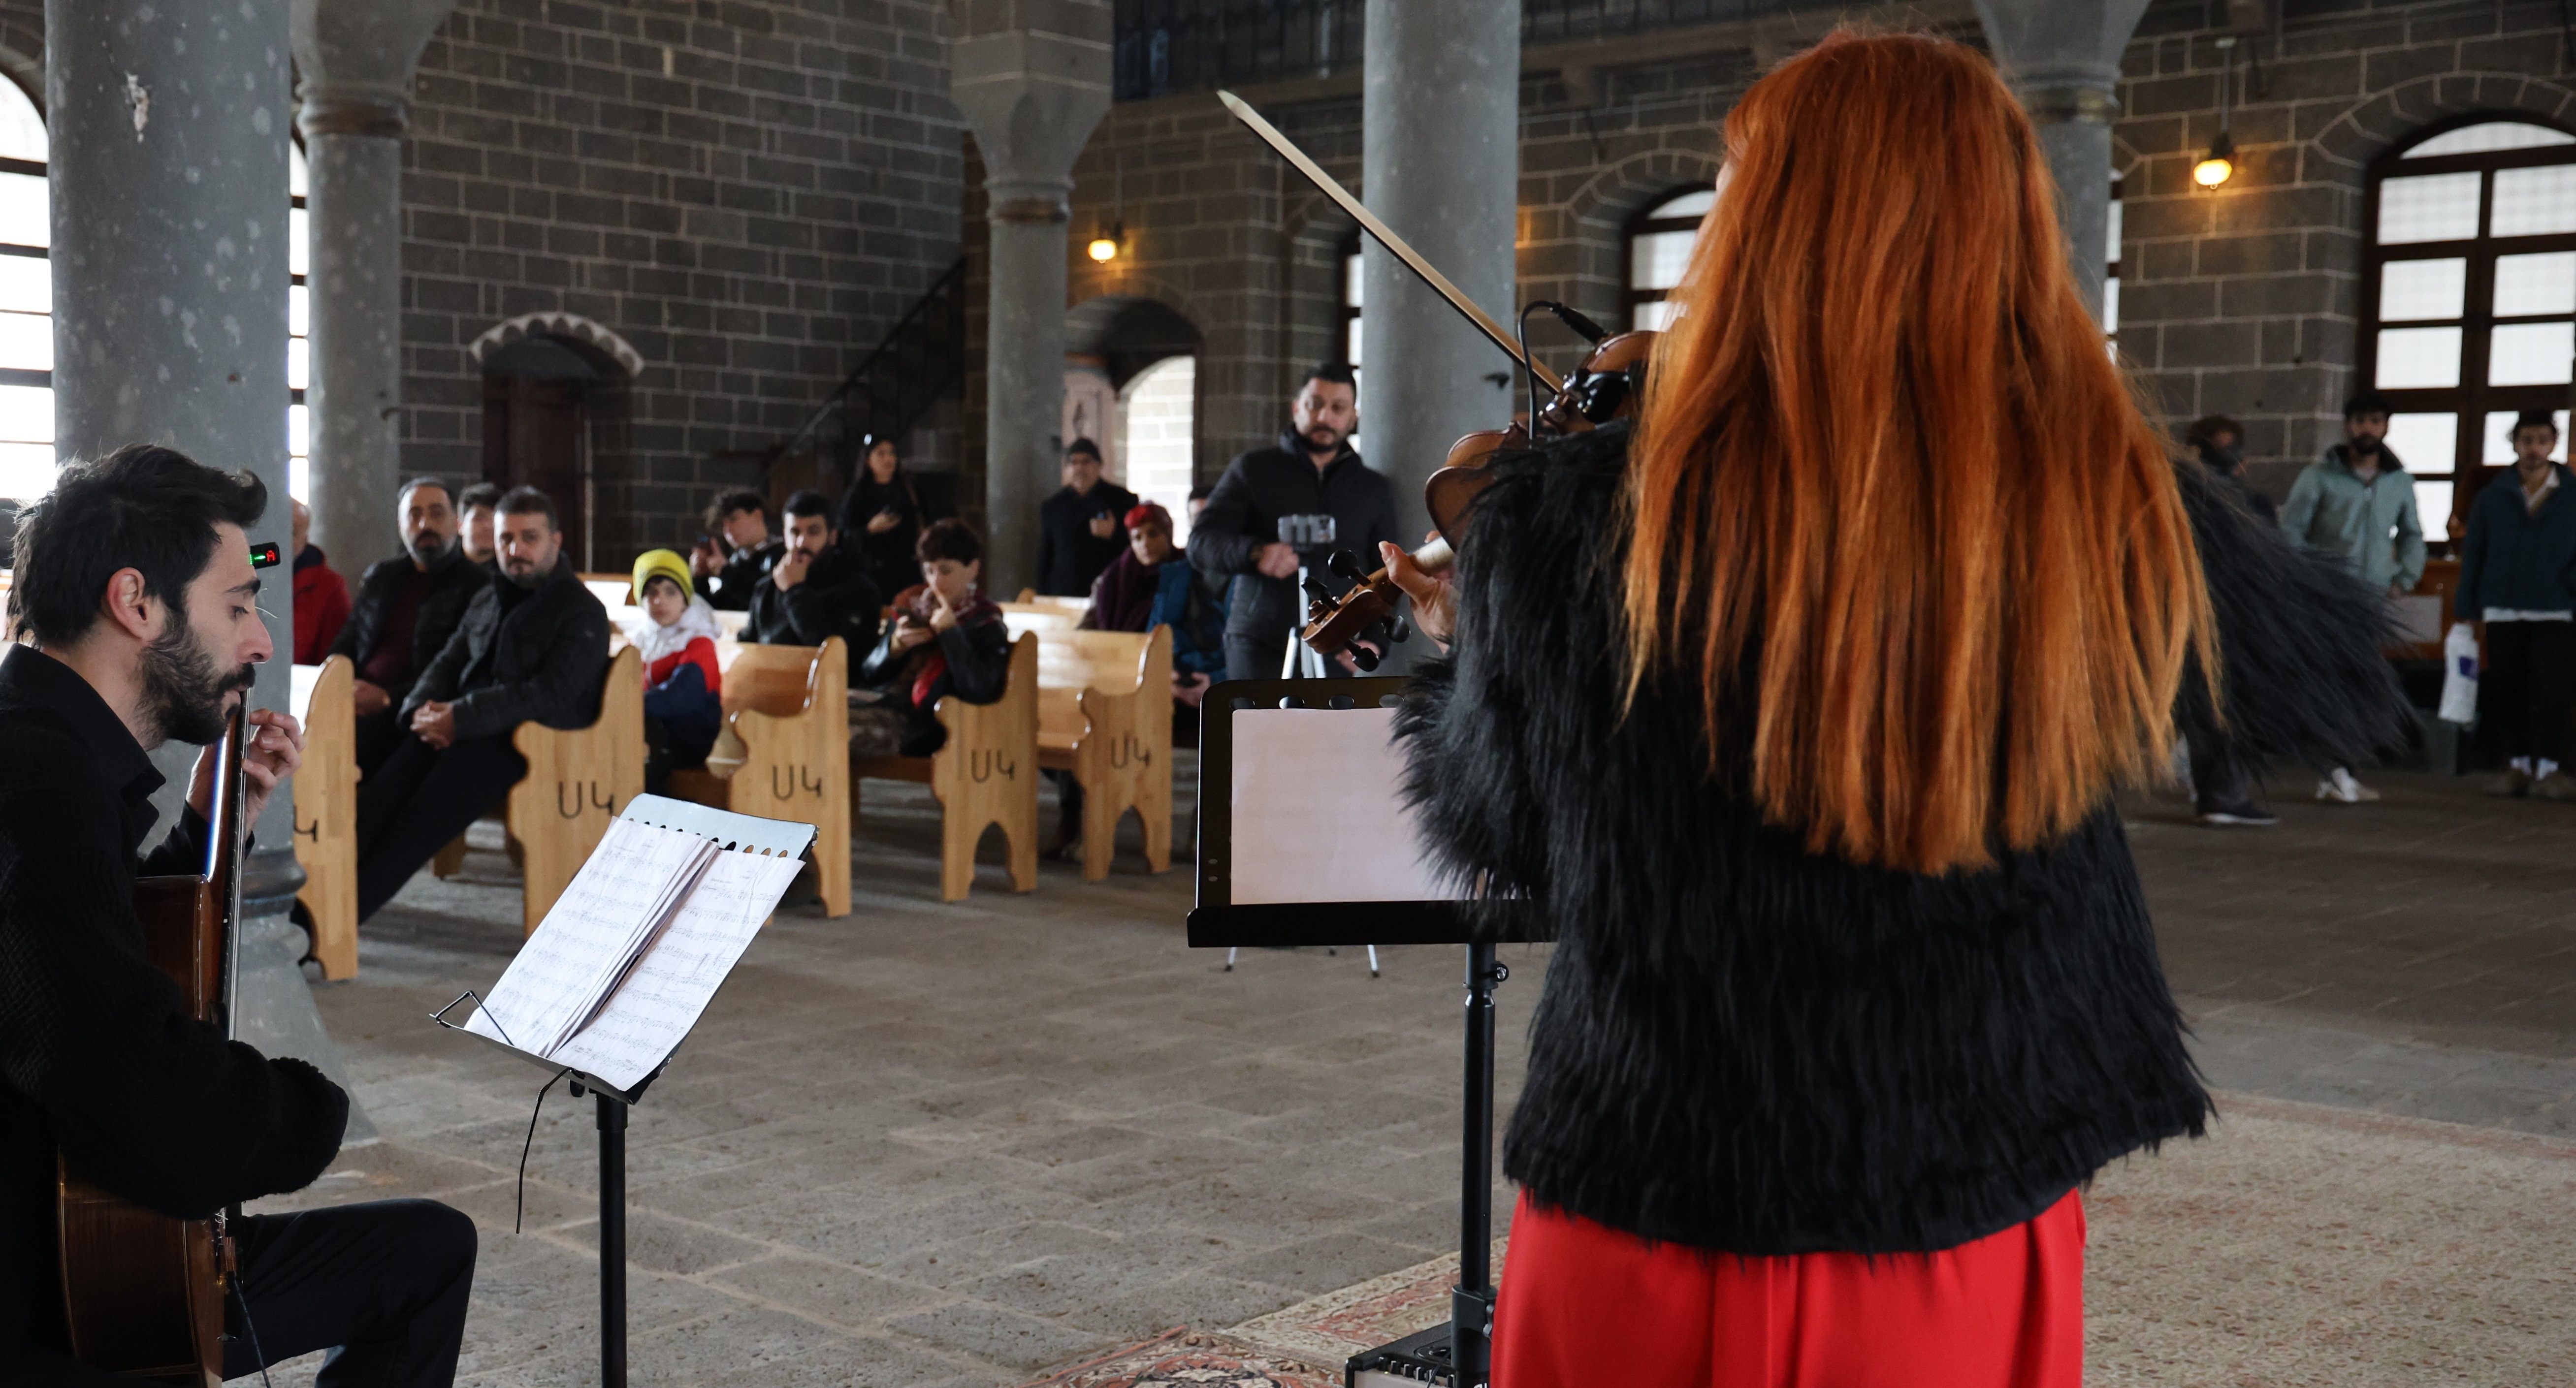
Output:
(1033, 625), (1174, 882)
(667, 637), (849, 917)
(851, 631), (1039, 902)
(505, 645), (647, 937)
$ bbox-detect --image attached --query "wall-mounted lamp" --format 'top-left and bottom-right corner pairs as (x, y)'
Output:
(1087, 153), (1126, 263)
(2195, 37), (2238, 189)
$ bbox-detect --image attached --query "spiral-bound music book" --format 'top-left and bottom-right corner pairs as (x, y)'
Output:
(444, 794), (816, 1095)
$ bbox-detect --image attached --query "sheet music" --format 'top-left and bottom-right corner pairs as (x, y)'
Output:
(1227, 706), (1465, 904)
(466, 818), (718, 1057)
(547, 849), (806, 1091)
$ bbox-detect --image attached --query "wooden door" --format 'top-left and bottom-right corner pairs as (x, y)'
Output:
(482, 375), (586, 564)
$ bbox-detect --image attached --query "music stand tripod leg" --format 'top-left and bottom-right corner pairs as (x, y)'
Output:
(589, 1086), (629, 1388)
(1453, 941), (1505, 1384)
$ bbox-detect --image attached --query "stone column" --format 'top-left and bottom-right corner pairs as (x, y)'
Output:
(1975, 0), (2155, 325)
(293, 0), (458, 582)
(50, 0), (371, 1138)
(1359, 0), (1521, 549)
(951, 0), (1113, 596)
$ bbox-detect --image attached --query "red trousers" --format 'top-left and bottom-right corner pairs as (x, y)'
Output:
(1491, 1191), (2085, 1388)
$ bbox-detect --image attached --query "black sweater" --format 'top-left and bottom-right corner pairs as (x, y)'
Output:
(403, 557), (612, 742)
(1036, 480), (1140, 599)
(0, 648), (347, 1364)
(1394, 427), (2409, 1255)
(2456, 465), (2576, 619)
(1187, 435), (1399, 641)
(326, 543), (488, 701)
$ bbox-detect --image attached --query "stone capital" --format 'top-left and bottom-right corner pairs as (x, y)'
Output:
(1973, 0), (2153, 99)
(949, 0), (1112, 191)
(290, 0), (458, 104)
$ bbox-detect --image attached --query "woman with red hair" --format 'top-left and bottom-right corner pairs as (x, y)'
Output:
(1385, 32), (2404, 1387)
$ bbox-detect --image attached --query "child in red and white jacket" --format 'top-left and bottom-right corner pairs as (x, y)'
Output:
(628, 549), (724, 791)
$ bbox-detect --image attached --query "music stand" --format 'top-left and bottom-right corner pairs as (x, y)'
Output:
(433, 794), (818, 1388)
(1189, 679), (1548, 1388)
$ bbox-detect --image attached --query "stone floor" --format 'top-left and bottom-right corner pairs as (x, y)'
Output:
(245, 759), (2575, 1385)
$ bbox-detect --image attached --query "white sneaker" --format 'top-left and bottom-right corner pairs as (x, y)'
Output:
(2315, 768), (2381, 804)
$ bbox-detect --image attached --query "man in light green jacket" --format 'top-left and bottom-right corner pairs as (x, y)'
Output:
(2277, 389), (2421, 804)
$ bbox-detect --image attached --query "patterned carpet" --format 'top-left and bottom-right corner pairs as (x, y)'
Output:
(1017, 1328), (1342, 1388)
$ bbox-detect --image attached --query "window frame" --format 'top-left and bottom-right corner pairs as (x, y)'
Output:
(2360, 114), (2576, 533)
(1337, 230), (1361, 368)
(1622, 184), (1714, 331)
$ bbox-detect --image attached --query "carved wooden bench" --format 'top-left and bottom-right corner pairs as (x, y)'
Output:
(850, 632), (1039, 902)
(1028, 626), (1174, 882)
(666, 637), (850, 917)
(289, 656), (358, 979)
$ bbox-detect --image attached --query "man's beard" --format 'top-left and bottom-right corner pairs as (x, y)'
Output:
(501, 556), (550, 589)
(1301, 424), (1343, 451)
(2351, 434), (2383, 456)
(138, 612), (256, 746)
(409, 531), (455, 565)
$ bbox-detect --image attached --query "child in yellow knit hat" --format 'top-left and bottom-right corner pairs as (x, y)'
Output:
(628, 548), (724, 790)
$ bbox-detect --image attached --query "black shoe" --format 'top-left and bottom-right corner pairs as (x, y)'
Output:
(2196, 798), (2277, 827)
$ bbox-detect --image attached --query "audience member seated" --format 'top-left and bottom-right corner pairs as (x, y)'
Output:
(746, 490), (882, 677)
(839, 434), (933, 602)
(329, 478), (490, 773)
(457, 480), (502, 574)
(290, 497), (352, 664)
(627, 548), (725, 794)
(851, 519), (1009, 758)
(1035, 438), (1138, 598)
(1083, 502), (1225, 702)
(690, 488), (783, 611)
(353, 487), (609, 921)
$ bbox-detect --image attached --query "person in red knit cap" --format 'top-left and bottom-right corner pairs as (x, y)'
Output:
(289, 497), (351, 664)
(627, 548), (723, 792)
(1380, 31), (2408, 1388)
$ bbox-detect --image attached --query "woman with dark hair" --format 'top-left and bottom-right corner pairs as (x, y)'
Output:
(838, 435), (929, 601)
(1379, 32), (2404, 1386)
(852, 518), (1012, 757)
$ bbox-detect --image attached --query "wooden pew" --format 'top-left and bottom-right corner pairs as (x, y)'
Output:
(1008, 591), (1091, 625)
(666, 637), (850, 917)
(851, 633), (1039, 902)
(289, 657), (359, 979)
(1032, 626), (1174, 882)
(505, 645), (648, 936)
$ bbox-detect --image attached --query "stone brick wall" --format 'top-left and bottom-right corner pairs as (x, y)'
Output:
(402, 0), (965, 564)
(2115, 0), (2576, 508)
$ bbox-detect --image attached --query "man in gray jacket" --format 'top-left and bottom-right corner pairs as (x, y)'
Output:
(2280, 389), (2423, 803)
(1188, 363), (1400, 680)
(353, 486), (610, 919)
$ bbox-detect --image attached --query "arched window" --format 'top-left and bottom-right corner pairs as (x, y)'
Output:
(0, 77), (310, 504)
(2363, 118), (2576, 537)
(1625, 187), (1712, 331)
(0, 76), (48, 502)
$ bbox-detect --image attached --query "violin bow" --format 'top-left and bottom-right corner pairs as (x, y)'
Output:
(1218, 89), (1566, 396)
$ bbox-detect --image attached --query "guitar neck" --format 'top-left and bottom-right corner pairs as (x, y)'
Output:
(208, 705), (248, 1040)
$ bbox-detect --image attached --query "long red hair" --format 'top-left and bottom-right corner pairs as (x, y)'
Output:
(1625, 32), (2213, 875)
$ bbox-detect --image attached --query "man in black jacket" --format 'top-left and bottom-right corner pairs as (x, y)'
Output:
(0, 445), (475, 1386)
(2461, 410), (2576, 801)
(688, 488), (783, 611)
(355, 487), (611, 920)
(1187, 363), (1399, 679)
(1035, 438), (1139, 598)
(745, 490), (882, 678)
(328, 478), (489, 773)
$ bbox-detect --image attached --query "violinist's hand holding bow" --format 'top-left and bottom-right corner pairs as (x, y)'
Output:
(1380, 536), (1454, 649)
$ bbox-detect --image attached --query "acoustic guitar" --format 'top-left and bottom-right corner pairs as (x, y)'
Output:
(56, 703), (247, 1386)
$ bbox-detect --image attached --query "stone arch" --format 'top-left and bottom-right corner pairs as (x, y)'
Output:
(2312, 73), (2576, 174)
(1546, 147), (1727, 327)
(467, 311), (646, 379)
(1066, 292), (1205, 485)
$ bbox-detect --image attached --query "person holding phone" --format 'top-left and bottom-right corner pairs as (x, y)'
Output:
(1034, 438), (1137, 599)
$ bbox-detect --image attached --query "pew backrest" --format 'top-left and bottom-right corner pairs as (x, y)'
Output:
(509, 645), (647, 936)
(289, 656), (359, 979)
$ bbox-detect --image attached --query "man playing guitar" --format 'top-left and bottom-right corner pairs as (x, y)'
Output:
(2, 445), (475, 1385)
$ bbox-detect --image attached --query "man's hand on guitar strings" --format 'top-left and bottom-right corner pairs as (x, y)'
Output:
(188, 708), (305, 826)
(1382, 536), (1455, 648)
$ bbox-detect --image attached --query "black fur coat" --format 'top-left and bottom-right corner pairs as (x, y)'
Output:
(1394, 425), (2409, 1256)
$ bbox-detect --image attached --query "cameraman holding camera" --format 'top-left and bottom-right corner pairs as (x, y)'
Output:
(1187, 363), (1398, 680)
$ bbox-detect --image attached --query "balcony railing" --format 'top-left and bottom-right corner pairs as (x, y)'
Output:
(1113, 0), (1816, 100)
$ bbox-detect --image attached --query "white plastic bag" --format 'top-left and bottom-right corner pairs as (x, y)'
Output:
(2439, 622), (2479, 725)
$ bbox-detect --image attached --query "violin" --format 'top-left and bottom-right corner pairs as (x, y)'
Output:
(1295, 322), (1658, 668)
(57, 703), (248, 1385)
